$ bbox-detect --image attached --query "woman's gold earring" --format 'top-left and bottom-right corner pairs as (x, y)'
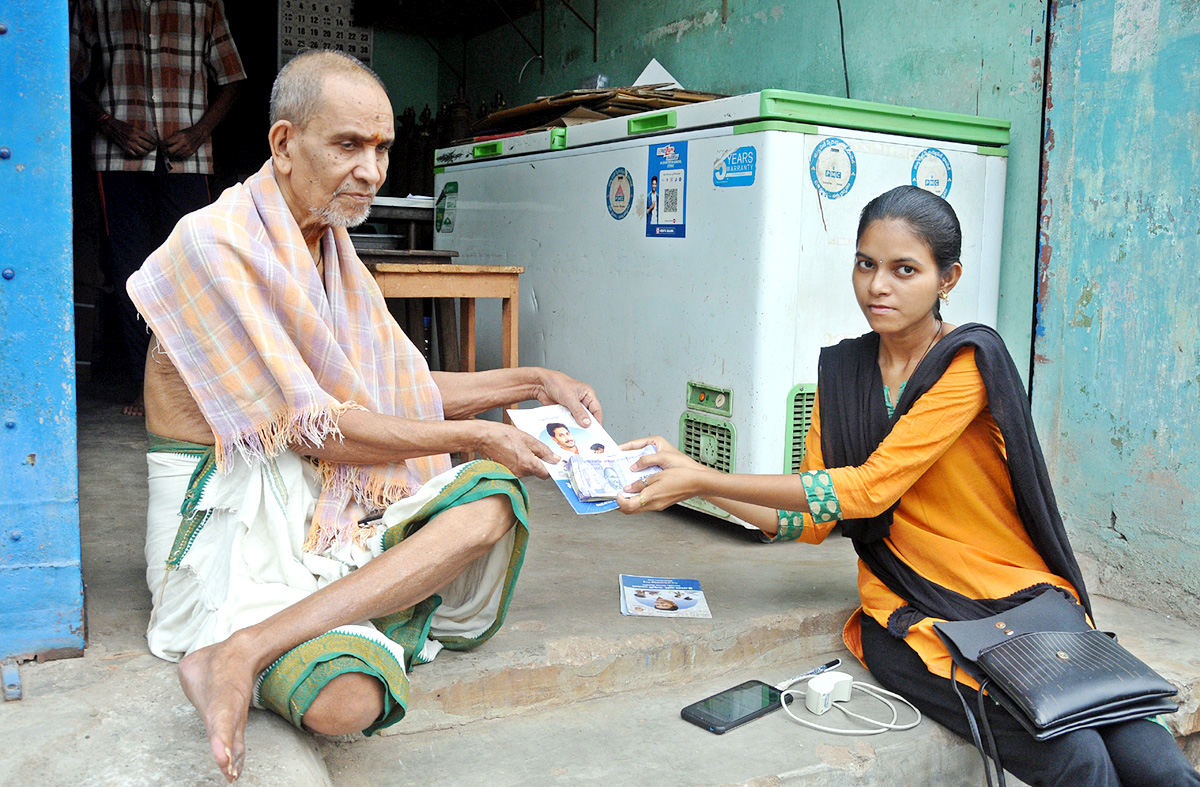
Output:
(938, 290), (949, 303)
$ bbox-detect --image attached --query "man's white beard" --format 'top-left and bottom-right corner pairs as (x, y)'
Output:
(314, 198), (373, 228)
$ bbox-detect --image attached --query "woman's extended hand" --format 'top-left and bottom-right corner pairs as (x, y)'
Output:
(616, 436), (714, 514)
(616, 466), (709, 513)
(619, 435), (701, 472)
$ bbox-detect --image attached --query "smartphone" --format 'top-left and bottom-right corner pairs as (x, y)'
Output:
(680, 679), (787, 734)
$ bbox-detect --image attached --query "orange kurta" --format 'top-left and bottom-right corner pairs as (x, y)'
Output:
(784, 346), (1081, 683)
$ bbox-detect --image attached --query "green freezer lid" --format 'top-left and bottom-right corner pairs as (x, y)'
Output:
(434, 128), (563, 167)
(757, 90), (1009, 147)
(561, 89), (1009, 150)
(433, 90), (1009, 164)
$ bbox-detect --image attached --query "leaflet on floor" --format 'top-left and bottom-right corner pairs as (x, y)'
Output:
(619, 575), (711, 618)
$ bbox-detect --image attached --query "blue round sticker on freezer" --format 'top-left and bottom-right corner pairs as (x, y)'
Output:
(809, 137), (856, 199)
(606, 167), (634, 220)
(912, 148), (952, 198)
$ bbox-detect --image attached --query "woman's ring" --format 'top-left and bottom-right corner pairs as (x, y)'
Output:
(639, 495), (647, 507)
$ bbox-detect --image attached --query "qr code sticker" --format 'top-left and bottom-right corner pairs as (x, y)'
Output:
(663, 188), (680, 213)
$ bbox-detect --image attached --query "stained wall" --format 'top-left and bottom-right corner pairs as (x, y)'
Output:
(1034, 0), (1200, 618)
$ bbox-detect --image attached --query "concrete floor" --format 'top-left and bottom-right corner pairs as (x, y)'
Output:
(1, 385), (1197, 786)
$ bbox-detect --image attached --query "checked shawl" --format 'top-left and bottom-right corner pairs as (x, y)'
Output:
(128, 160), (451, 551)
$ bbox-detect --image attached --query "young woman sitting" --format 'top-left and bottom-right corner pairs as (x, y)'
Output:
(617, 185), (1199, 787)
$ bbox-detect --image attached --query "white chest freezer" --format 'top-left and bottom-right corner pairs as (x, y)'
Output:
(433, 90), (1009, 523)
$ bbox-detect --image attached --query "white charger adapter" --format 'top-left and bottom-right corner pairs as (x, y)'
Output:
(779, 666), (922, 734)
(804, 670), (854, 715)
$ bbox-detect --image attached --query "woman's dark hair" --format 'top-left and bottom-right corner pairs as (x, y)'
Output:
(856, 186), (962, 318)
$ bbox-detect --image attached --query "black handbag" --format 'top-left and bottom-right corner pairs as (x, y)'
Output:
(934, 589), (1179, 786)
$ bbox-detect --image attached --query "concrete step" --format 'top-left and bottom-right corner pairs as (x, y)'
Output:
(320, 651), (1014, 787)
(1089, 594), (1200, 739)
(0, 642), (330, 787)
(396, 480), (861, 732)
(320, 483), (1200, 786)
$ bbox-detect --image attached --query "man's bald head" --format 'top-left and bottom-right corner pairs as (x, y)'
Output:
(266, 50), (394, 245)
(269, 50), (389, 129)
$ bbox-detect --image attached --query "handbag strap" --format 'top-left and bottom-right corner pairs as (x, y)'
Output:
(950, 662), (1007, 787)
(976, 679), (1006, 787)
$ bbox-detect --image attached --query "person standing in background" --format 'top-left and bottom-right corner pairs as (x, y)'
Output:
(70, 0), (246, 415)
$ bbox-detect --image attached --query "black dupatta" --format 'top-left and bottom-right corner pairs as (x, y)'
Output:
(817, 324), (1091, 636)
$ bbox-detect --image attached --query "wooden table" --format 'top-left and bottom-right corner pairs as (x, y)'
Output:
(368, 263), (524, 373)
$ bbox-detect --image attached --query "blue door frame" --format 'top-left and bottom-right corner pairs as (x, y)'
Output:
(0, 1), (85, 660)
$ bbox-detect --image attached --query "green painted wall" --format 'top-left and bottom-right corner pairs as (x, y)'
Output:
(370, 28), (440, 198)
(373, 27), (440, 116)
(1034, 0), (1200, 619)
(446, 0), (1050, 383)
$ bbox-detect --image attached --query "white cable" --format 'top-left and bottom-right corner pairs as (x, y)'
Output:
(776, 658), (842, 691)
(778, 675), (922, 735)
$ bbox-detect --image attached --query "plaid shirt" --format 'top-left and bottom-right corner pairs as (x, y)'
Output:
(71, 0), (246, 174)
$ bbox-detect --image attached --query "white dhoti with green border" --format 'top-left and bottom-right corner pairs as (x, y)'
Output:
(144, 436), (529, 734)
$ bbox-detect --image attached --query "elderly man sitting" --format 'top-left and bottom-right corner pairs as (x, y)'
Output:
(128, 50), (601, 782)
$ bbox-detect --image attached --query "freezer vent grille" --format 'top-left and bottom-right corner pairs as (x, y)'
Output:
(785, 384), (817, 474)
(679, 412), (735, 474)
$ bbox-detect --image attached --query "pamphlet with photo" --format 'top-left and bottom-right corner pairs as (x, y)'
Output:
(619, 575), (712, 618)
(507, 405), (662, 513)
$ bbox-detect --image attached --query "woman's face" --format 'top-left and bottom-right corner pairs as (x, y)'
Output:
(852, 218), (957, 336)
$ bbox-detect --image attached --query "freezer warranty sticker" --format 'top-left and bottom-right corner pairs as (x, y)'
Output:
(713, 146), (756, 187)
(606, 167), (634, 220)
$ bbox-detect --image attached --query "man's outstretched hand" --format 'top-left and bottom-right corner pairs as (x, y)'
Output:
(534, 369), (603, 429)
(474, 420), (563, 478)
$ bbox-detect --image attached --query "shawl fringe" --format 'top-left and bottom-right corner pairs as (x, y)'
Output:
(212, 402), (347, 473)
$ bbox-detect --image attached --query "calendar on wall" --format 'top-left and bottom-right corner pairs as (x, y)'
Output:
(278, 0), (374, 68)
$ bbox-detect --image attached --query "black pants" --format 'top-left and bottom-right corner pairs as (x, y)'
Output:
(860, 614), (1200, 787)
(100, 158), (209, 381)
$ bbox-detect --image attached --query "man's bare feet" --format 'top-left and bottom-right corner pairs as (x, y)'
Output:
(178, 634), (258, 782)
